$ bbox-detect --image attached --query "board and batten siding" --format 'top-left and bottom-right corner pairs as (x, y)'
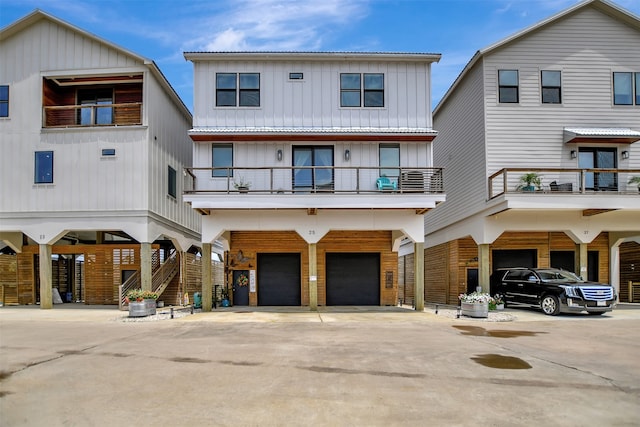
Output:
(483, 7), (640, 176)
(426, 61), (487, 235)
(191, 60), (431, 129)
(192, 140), (431, 192)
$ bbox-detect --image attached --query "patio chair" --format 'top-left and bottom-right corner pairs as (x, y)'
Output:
(376, 176), (397, 191)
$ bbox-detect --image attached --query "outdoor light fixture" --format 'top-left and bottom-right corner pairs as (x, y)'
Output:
(277, 149), (283, 161)
(621, 150), (629, 159)
(570, 150), (577, 159)
(344, 149), (350, 161)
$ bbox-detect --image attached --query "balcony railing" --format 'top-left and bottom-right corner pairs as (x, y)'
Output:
(184, 166), (444, 195)
(489, 168), (640, 199)
(43, 103), (142, 128)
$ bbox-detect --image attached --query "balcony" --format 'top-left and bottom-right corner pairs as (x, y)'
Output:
(43, 103), (142, 128)
(489, 168), (640, 198)
(183, 166), (445, 212)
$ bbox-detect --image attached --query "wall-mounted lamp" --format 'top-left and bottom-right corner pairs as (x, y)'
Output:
(277, 149), (283, 161)
(570, 150), (577, 159)
(344, 149), (350, 161)
(621, 150), (629, 159)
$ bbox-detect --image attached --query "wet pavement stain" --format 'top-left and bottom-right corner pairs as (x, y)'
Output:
(471, 354), (532, 369)
(453, 325), (544, 338)
(57, 350), (85, 355)
(0, 391), (13, 397)
(99, 352), (132, 358)
(219, 360), (262, 366)
(300, 366), (426, 378)
(0, 371), (12, 381)
(169, 357), (209, 364)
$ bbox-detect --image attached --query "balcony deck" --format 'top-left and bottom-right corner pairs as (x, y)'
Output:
(183, 166), (445, 212)
(489, 168), (640, 199)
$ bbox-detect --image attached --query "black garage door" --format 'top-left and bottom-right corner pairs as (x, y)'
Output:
(326, 253), (380, 305)
(257, 253), (301, 306)
(492, 249), (537, 271)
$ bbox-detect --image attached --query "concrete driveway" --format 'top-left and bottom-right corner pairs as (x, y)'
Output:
(1, 304), (639, 426)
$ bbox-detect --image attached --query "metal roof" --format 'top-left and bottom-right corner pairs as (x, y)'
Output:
(188, 127), (437, 134)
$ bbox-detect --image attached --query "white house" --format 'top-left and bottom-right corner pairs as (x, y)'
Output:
(183, 52), (444, 311)
(421, 0), (640, 304)
(0, 11), (201, 307)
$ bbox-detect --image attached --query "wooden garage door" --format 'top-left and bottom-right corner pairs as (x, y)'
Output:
(326, 253), (379, 305)
(257, 253), (301, 306)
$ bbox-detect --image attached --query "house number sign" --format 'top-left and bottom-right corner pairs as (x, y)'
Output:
(249, 270), (256, 292)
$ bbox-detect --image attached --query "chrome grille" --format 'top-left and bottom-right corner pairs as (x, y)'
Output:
(580, 286), (613, 300)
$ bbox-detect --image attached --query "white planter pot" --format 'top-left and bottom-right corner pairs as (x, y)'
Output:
(461, 301), (489, 318)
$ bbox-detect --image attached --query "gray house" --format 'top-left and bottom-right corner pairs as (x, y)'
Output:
(420, 0), (640, 304)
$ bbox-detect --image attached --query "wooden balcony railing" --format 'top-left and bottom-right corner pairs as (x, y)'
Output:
(489, 168), (640, 199)
(184, 166), (444, 195)
(43, 102), (142, 128)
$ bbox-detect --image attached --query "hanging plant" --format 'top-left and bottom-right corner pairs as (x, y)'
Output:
(236, 273), (249, 287)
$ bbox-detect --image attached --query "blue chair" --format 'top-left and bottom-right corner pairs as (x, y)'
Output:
(376, 176), (397, 191)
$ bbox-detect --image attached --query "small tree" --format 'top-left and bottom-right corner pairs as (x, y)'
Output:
(516, 172), (542, 191)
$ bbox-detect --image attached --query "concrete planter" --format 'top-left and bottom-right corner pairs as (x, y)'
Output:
(461, 301), (489, 318)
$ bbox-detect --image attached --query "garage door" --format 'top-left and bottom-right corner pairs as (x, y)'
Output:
(326, 253), (380, 305)
(257, 253), (301, 306)
(492, 249), (536, 271)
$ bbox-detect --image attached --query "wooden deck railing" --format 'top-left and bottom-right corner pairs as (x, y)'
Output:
(489, 168), (640, 199)
(184, 166), (444, 195)
(43, 102), (142, 128)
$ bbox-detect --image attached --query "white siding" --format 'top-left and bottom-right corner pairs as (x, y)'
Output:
(0, 15), (199, 242)
(192, 60), (431, 129)
(426, 62), (487, 232)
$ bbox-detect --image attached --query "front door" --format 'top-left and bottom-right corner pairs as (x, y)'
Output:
(232, 270), (250, 306)
(579, 148), (617, 191)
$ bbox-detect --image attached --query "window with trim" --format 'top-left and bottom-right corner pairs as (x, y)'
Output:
(541, 70), (561, 104)
(379, 144), (400, 177)
(340, 73), (384, 107)
(498, 70), (519, 103)
(212, 144), (233, 177)
(0, 85), (8, 117)
(216, 73), (260, 107)
(168, 166), (177, 198)
(77, 88), (113, 125)
(35, 151), (54, 184)
(613, 72), (639, 105)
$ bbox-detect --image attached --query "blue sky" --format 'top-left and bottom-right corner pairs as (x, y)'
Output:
(2, 0), (640, 111)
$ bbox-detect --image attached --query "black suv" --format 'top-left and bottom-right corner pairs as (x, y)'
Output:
(490, 268), (617, 316)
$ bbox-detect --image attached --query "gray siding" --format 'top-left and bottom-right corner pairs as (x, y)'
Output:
(484, 7), (640, 174)
(426, 61), (487, 232)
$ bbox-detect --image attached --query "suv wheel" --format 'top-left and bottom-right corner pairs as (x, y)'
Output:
(541, 295), (560, 316)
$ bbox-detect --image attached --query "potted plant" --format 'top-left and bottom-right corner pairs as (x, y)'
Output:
(221, 286), (231, 307)
(233, 177), (252, 193)
(492, 294), (505, 310)
(628, 176), (640, 193)
(459, 291), (492, 318)
(126, 288), (158, 317)
(516, 172), (542, 192)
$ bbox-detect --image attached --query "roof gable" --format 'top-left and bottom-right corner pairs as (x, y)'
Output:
(434, 0), (640, 115)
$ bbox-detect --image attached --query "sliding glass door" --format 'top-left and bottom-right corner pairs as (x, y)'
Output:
(578, 148), (617, 190)
(293, 146), (334, 191)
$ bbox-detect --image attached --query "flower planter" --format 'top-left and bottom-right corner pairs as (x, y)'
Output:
(128, 299), (156, 317)
(461, 301), (489, 318)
